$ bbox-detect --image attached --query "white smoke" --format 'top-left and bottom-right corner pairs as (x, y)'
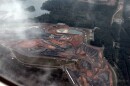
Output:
(0, 0), (49, 41)
(0, 0), (27, 22)
(0, 0), (50, 22)
(0, 0), (30, 40)
(0, 0), (59, 86)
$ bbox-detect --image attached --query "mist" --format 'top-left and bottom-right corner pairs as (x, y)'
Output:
(0, 0), (27, 22)
(0, 0), (50, 21)
(0, 0), (59, 86)
(0, 0), (50, 40)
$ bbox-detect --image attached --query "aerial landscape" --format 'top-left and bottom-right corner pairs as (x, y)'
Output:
(0, 0), (130, 86)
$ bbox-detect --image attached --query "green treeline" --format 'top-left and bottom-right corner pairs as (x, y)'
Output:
(35, 0), (116, 29)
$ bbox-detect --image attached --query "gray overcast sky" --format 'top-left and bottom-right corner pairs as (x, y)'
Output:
(22, 0), (50, 18)
(0, 0), (50, 21)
